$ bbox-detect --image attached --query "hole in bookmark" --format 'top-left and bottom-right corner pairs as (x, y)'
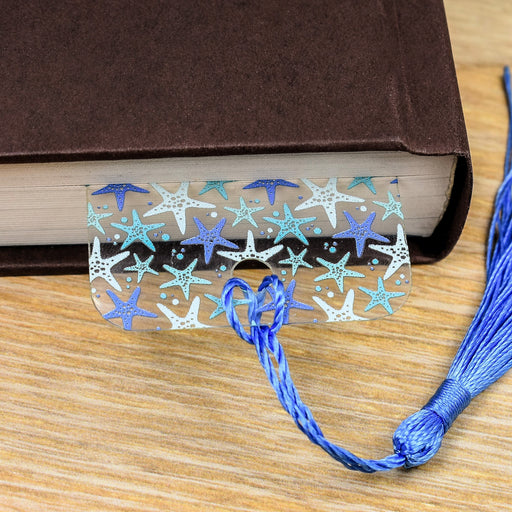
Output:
(86, 177), (411, 330)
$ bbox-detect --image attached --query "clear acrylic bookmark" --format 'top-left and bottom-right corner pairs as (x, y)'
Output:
(86, 177), (411, 330)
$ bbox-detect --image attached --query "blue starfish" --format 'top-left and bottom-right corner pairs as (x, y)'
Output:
(91, 184), (149, 211)
(204, 293), (250, 319)
(87, 202), (113, 234)
(181, 217), (239, 264)
(263, 203), (316, 245)
(103, 287), (157, 330)
(278, 247), (313, 276)
(243, 179), (298, 205)
(124, 253), (159, 283)
(347, 177), (376, 194)
(333, 211), (389, 258)
(258, 279), (313, 325)
(160, 258), (212, 300)
(224, 197), (264, 227)
(315, 252), (365, 293)
(111, 210), (165, 251)
(359, 277), (406, 314)
(198, 181), (234, 200)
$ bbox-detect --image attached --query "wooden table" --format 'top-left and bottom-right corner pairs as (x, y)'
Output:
(1, 2), (512, 510)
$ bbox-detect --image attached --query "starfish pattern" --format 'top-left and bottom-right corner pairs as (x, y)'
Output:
(111, 210), (165, 251)
(157, 296), (209, 330)
(160, 258), (212, 300)
(224, 197), (265, 227)
(124, 253), (159, 283)
(89, 236), (129, 291)
(204, 293), (250, 319)
(258, 279), (313, 324)
(143, 183), (214, 234)
(217, 230), (283, 263)
(181, 217), (239, 264)
(198, 180), (234, 200)
(278, 247), (313, 276)
(347, 177), (376, 194)
(315, 252), (365, 293)
(359, 276), (406, 314)
(91, 184), (149, 211)
(333, 211), (390, 258)
(295, 178), (364, 228)
(263, 203), (316, 245)
(243, 179), (298, 205)
(373, 191), (404, 220)
(87, 202), (112, 234)
(369, 224), (410, 280)
(312, 289), (367, 322)
(103, 287), (158, 330)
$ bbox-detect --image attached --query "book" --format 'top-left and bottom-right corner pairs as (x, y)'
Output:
(0, 0), (471, 275)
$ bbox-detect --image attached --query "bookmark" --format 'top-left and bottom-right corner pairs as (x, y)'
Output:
(87, 177), (410, 331)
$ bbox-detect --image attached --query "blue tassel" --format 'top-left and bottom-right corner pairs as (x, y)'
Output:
(222, 67), (512, 472)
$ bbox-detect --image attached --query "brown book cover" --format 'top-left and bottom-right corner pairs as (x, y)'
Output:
(0, 0), (471, 275)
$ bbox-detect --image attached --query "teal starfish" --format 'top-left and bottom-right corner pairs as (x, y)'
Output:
(359, 276), (406, 314)
(160, 258), (212, 300)
(204, 293), (250, 319)
(373, 191), (404, 220)
(124, 253), (159, 283)
(224, 197), (265, 227)
(278, 247), (313, 276)
(111, 210), (165, 252)
(263, 203), (316, 245)
(103, 287), (158, 330)
(199, 180), (234, 200)
(347, 177), (376, 194)
(87, 202), (113, 234)
(333, 211), (389, 258)
(315, 252), (365, 293)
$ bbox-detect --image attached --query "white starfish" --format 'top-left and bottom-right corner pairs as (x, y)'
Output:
(143, 183), (214, 234)
(156, 296), (209, 330)
(295, 178), (364, 228)
(217, 230), (283, 263)
(89, 236), (130, 291)
(368, 224), (410, 280)
(312, 290), (367, 322)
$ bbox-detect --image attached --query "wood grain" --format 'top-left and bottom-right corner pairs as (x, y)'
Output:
(1, 2), (512, 510)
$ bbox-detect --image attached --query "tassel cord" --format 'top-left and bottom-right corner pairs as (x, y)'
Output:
(450, 242), (512, 394)
(487, 66), (512, 270)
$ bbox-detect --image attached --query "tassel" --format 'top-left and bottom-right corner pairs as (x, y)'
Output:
(222, 67), (512, 472)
